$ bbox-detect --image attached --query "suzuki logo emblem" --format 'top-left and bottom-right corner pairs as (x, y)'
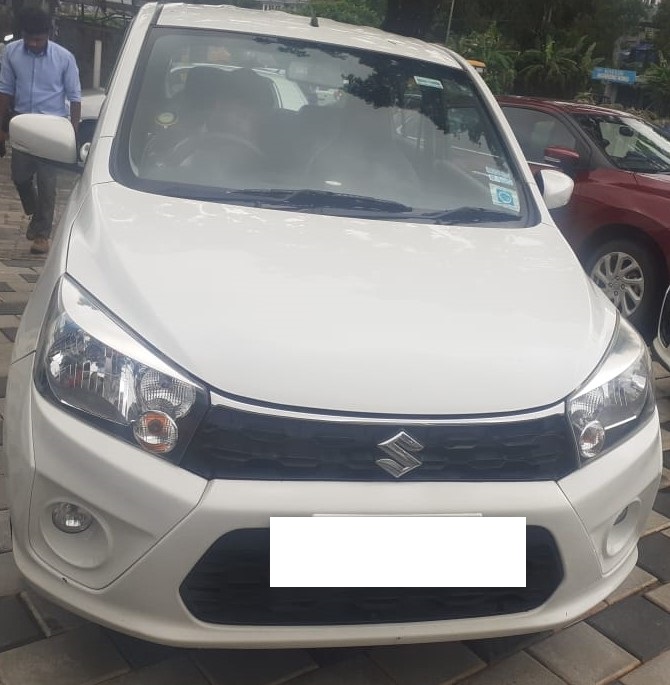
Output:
(376, 431), (424, 478)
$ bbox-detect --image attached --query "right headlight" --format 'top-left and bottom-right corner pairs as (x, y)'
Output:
(568, 316), (655, 462)
(34, 276), (208, 462)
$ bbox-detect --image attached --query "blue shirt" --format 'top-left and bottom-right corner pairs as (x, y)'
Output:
(0, 40), (81, 116)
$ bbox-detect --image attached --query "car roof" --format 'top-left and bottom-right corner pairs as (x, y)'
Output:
(156, 3), (462, 69)
(497, 95), (638, 118)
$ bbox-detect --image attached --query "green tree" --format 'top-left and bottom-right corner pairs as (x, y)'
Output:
(643, 63), (670, 116)
(381, 0), (441, 39)
(516, 36), (580, 97)
(568, 0), (646, 60)
(296, 0), (383, 26)
(435, 0), (645, 55)
(451, 23), (518, 94)
(656, 0), (670, 59)
(572, 36), (604, 92)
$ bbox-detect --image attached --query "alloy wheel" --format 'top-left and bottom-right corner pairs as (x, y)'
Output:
(590, 251), (644, 317)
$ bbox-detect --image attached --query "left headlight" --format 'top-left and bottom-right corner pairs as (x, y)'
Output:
(568, 317), (655, 463)
(34, 276), (208, 461)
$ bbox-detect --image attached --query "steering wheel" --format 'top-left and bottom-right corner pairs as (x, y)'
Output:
(163, 131), (263, 169)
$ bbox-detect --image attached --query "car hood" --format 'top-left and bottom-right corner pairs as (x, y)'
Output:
(66, 183), (616, 415)
(636, 172), (670, 192)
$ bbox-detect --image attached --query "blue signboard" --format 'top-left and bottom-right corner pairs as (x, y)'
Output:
(591, 67), (637, 84)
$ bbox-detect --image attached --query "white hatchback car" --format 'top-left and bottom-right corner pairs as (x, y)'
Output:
(4, 3), (662, 648)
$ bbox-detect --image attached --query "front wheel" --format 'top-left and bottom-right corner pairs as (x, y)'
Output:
(585, 238), (663, 340)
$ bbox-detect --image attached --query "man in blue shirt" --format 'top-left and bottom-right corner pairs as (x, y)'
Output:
(0, 8), (81, 254)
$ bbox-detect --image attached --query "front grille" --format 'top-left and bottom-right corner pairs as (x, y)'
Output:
(180, 527), (563, 626)
(181, 405), (577, 481)
(660, 291), (670, 347)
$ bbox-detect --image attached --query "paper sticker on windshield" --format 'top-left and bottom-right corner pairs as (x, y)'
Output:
(490, 184), (520, 212)
(486, 166), (514, 186)
(414, 76), (443, 89)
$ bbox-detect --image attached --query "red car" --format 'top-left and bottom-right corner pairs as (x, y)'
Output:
(499, 96), (670, 337)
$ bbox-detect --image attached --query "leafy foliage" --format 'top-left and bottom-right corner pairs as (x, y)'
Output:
(294, 0), (383, 27)
(655, 0), (670, 60)
(643, 63), (670, 116)
(514, 35), (602, 97)
(450, 24), (518, 94)
(516, 36), (580, 97)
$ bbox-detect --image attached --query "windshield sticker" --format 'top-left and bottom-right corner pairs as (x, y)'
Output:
(413, 76), (443, 89)
(486, 166), (514, 186)
(490, 184), (520, 212)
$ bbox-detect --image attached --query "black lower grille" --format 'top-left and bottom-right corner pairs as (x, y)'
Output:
(181, 405), (577, 481)
(179, 527), (563, 626)
(661, 291), (670, 347)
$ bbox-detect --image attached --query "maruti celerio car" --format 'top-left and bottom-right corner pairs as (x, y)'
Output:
(3, 3), (662, 648)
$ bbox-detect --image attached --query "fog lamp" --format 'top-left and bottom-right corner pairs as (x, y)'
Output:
(51, 502), (93, 534)
(578, 420), (606, 459)
(133, 410), (178, 453)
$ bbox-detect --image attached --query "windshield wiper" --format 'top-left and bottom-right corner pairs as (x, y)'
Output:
(423, 207), (520, 225)
(236, 188), (414, 213)
(150, 185), (521, 224)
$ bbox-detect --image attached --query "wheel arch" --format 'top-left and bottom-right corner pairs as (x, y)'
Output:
(579, 224), (669, 285)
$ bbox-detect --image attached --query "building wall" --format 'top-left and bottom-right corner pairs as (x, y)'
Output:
(55, 16), (127, 90)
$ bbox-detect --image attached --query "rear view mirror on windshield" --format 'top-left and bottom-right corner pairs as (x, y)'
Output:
(286, 60), (344, 88)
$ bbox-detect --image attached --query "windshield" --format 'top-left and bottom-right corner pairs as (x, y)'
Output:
(116, 28), (531, 225)
(574, 113), (670, 173)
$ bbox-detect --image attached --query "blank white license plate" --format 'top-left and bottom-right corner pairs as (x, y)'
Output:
(270, 516), (526, 588)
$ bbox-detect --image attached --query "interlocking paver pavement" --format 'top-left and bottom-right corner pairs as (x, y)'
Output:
(191, 649), (318, 685)
(0, 510), (10, 553)
(1, 154), (670, 684)
(0, 595), (42, 651)
(457, 652), (566, 685)
(606, 567), (657, 606)
(277, 655), (395, 685)
(527, 623), (639, 685)
(101, 656), (210, 685)
(21, 590), (89, 638)
(642, 510), (670, 535)
(465, 631), (553, 664)
(0, 626), (129, 685)
(620, 650), (670, 684)
(587, 595), (670, 662)
(646, 583), (670, 612)
(637, 533), (670, 582)
(368, 643), (485, 684)
(0, 551), (23, 596)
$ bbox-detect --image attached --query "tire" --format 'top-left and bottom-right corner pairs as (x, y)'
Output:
(585, 238), (663, 341)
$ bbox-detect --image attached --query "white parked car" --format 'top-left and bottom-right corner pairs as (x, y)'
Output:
(4, 3), (662, 648)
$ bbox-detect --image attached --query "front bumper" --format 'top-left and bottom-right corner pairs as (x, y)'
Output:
(5, 353), (663, 648)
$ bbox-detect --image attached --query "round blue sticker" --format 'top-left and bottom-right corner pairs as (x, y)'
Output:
(490, 184), (520, 211)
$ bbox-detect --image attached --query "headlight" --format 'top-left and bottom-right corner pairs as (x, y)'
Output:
(568, 317), (655, 462)
(35, 277), (208, 461)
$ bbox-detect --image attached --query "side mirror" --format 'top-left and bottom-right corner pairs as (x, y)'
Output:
(10, 113), (77, 166)
(76, 118), (98, 163)
(537, 168), (574, 210)
(544, 145), (581, 171)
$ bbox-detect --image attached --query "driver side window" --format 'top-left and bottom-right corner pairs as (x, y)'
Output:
(503, 107), (577, 163)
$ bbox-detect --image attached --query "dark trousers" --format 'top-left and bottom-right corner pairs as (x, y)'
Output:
(11, 149), (57, 240)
